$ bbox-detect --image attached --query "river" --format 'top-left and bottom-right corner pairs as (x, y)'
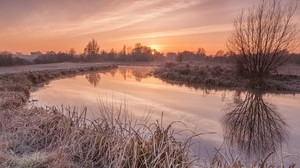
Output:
(29, 66), (300, 165)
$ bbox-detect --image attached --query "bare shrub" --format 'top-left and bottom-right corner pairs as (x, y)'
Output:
(227, 0), (299, 81)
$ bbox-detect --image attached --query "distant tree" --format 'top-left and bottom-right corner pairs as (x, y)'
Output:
(0, 51), (13, 66)
(176, 52), (183, 63)
(84, 39), (100, 56)
(166, 52), (177, 61)
(227, 0), (299, 80)
(46, 51), (56, 55)
(180, 51), (195, 61)
(214, 50), (225, 57)
(196, 47), (206, 57)
(0, 51), (30, 66)
(121, 45), (127, 55)
(108, 49), (117, 60)
(131, 43), (152, 62)
(68, 48), (76, 56)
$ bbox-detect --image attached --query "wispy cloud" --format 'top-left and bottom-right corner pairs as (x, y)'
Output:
(114, 24), (233, 41)
(73, 0), (204, 36)
(0, 0), (260, 53)
(0, 0), (203, 38)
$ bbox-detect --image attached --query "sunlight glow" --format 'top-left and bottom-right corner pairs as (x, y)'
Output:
(149, 44), (160, 52)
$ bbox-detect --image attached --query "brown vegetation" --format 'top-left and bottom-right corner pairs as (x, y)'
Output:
(0, 51), (30, 67)
(154, 62), (300, 92)
(0, 104), (195, 167)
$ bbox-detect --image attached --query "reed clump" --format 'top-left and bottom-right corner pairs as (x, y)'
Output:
(0, 104), (195, 167)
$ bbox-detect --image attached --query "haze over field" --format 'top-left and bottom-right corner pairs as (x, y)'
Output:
(0, 0), (285, 54)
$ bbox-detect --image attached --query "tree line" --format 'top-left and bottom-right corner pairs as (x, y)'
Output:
(1, 43), (300, 67)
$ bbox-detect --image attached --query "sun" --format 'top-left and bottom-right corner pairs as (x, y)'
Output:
(149, 44), (160, 52)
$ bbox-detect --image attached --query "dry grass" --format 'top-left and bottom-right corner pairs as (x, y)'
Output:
(0, 103), (196, 167)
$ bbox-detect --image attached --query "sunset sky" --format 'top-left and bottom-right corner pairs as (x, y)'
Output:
(0, 0), (298, 55)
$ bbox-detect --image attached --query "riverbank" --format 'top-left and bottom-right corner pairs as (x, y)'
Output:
(153, 62), (300, 93)
(0, 63), (196, 167)
(0, 64), (117, 109)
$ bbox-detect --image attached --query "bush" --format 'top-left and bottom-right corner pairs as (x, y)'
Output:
(0, 52), (30, 67)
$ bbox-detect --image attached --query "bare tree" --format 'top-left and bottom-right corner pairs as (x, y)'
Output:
(84, 39), (100, 56)
(214, 50), (225, 57)
(227, 0), (298, 80)
(68, 48), (76, 56)
(176, 52), (183, 63)
(196, 47), (206, 57)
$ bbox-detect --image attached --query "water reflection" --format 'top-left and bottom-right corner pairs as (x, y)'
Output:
(85, 67), (152, 86)
(131, 68), (152, 82)
(85, 72), (101, 87)
(221, 92), (288, 159)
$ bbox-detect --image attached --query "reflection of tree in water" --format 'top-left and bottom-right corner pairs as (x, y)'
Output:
(221, 92), (288, 159)
(118, 68), (152, 82)
(85, 72), (101, 87)
(119, 68), (127, 80)
(108, 68), (117, 77)
(131, 69), (151, 82)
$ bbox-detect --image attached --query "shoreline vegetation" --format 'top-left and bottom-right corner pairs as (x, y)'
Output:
(0, 63), (297, 167)
(153, 62), (300, 93)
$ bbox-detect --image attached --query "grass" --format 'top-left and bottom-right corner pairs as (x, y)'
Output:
(0, 63), (297, 167)
(0, 102), (196, 167)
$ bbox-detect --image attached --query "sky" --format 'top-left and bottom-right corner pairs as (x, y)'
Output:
(0, 0), (295, 55)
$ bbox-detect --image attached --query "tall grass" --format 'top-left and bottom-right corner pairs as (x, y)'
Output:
(0, 100), (197, 167)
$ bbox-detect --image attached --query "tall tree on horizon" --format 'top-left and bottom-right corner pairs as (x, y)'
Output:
(84, 39), (100, 56)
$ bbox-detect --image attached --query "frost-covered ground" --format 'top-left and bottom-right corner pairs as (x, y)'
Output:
(277, 63), (300, 76)
(154, 62), (300, 92)
(0, 61), (298, 76)
(0, 62), (110, 74)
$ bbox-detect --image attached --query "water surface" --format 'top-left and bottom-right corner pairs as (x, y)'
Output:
(30, 66), (300, 164)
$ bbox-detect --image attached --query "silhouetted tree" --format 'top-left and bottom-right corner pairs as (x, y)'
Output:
(131, 43), (152, 62)
(68, 48), (76, 56)
(0, 51), (30, 66)
(84, 39), (100, 57)
(176, 52), (183, 63)
(214, 50), (225, 57)
(227, 0), (298, 80)
(196, 47), (206, 57)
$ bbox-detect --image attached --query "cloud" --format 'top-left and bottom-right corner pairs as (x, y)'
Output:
(113, 24), (233, 40)
(0, 0), (203, 38)
(71, 0), (204, 37)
